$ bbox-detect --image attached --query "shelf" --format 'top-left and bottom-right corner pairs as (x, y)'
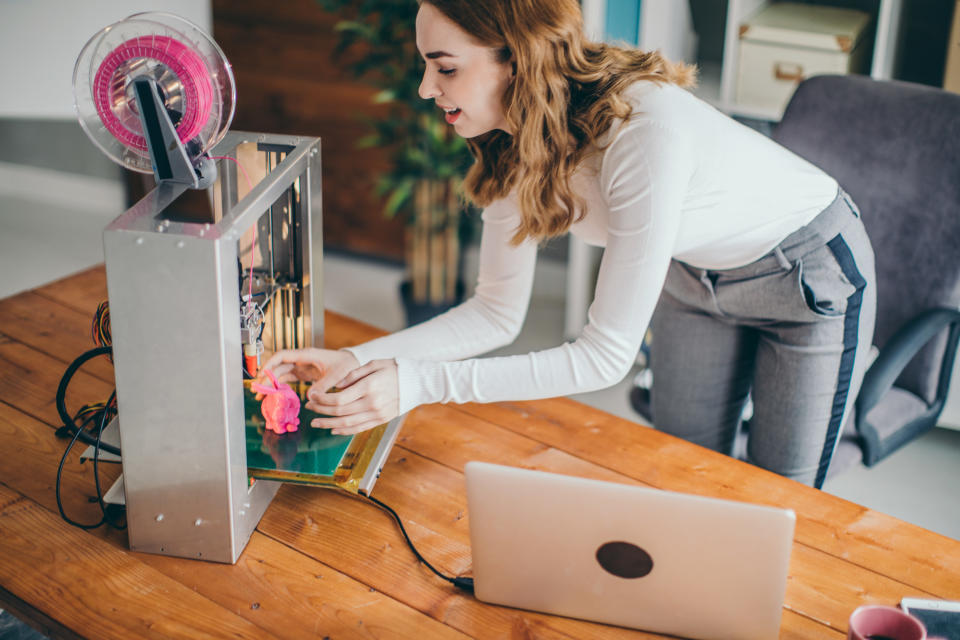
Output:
(583, 0), (910, 122)
(705, 0), (904, 122)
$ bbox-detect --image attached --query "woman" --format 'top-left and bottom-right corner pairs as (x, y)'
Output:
(261, 0), (875, 488)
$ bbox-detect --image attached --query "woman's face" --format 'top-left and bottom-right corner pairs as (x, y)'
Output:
(416, 3), (514, 138)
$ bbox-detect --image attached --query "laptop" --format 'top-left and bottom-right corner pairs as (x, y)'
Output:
(464, 461), (796, 640)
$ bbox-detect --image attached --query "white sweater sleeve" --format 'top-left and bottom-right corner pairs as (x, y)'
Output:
(353, 122), (692, 415)
(345, 195), (538, 363)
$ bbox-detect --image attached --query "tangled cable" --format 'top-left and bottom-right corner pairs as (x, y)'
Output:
(55, 300), (124, 530)
(91, 300), (112, 351)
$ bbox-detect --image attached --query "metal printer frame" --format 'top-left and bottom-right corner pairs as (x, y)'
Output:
(95, 132), (402, 563)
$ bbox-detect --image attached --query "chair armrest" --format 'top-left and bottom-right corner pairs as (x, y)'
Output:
(857, 307), (960, 418)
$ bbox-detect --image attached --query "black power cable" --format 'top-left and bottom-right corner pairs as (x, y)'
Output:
(92, 391), (125, 530)
(54, 345), (126, 530)
(363, 493), (474, 593)
(55, 345), (120, 456)
(56, 396), (121, 530)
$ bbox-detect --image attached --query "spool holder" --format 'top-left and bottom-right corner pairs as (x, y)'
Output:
(132, 77), (216, 189)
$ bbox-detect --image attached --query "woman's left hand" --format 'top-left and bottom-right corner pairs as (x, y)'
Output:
(305, 359), (400, 435)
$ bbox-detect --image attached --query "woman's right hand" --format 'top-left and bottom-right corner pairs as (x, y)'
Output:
(257, 348), (360, 395)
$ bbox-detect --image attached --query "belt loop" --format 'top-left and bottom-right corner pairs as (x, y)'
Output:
(773, 246), (792, 271)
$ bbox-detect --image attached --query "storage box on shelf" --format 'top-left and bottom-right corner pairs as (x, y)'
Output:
(736, 3), (872, 119)
(583, 0), (906, 122)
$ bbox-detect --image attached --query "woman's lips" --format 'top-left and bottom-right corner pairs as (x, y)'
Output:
(445, 108), (461, 124)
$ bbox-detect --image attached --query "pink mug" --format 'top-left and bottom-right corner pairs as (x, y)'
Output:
(848, 605), (927, 640)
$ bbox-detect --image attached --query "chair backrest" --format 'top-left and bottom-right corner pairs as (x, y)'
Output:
(773, 74), (960, 404)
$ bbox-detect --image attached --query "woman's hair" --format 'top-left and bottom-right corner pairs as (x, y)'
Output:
(421, 0), (696, 244)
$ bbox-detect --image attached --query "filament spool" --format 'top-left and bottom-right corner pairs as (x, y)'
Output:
(73, 12), (235, 174)
(92, 35), (213, 152)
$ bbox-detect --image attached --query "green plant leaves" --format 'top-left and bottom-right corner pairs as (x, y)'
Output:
(315, 0), (475, 222)
(384, 177), (414, 218)
(333, 20), (374, 38)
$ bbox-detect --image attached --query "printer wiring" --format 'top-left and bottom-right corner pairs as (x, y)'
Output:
(56, 391), (123, 530)
(54, 303), (124, 530)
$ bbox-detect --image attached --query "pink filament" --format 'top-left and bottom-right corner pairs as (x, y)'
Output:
(93, 35), (213, 151)
(251, 369), (301, 434)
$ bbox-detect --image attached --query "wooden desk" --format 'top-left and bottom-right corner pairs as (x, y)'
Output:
(1, 266), (957, 639)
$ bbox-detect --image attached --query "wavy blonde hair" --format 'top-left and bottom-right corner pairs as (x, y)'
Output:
(421, 0), (696, 244)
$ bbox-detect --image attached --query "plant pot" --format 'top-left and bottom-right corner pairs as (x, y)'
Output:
(400, 279), (466, 326)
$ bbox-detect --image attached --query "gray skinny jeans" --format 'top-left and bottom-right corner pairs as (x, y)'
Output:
(650, 188), (876, 488)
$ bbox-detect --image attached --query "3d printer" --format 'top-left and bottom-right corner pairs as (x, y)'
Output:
(67, 12), (402, 564)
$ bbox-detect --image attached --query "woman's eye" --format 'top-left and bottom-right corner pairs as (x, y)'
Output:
(438, 68), (456, 76)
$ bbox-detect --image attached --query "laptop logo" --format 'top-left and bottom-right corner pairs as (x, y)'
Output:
(596, 541), (654, 578)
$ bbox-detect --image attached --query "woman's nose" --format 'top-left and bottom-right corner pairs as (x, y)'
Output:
(419, 70), (440, 100)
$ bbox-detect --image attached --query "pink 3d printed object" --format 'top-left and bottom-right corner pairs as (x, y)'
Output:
(251, 369), (301, 434)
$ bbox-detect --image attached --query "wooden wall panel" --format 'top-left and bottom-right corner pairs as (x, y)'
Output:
(213, 0), (406, 261)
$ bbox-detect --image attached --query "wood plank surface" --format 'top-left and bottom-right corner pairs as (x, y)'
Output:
(4, 265), (958, 640)
(0, 331), (881, 638)
(0, 291), (113, 382)
(0, 397), (472, 640)
(453, 400), (960, 597)
(3, 272), (649, 638)
(347, 413), (931, 634)
(32, 266), (107, 316)
(0, 582), (85, 640)
(261, 481), (660, 639)
(0, 483), (283, 640)
(0, 342), (655, 637)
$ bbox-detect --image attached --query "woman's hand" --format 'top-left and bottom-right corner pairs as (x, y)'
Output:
(306, 359), (400, 436)
(258, 348), (360, 396)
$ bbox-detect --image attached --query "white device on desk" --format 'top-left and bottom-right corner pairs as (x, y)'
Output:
(464, 461), (796, 640)
(901, 597), (960, 640)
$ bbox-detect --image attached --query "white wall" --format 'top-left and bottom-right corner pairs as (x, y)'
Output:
(0, 0), (212, 119)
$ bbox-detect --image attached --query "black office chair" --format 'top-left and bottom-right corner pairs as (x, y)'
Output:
(631, 74), (960, 476)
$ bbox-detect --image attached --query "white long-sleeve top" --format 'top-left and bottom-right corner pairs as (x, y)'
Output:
(346, 81), (838, 415)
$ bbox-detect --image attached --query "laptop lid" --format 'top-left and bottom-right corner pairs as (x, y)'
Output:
(464, 461), (796, 640)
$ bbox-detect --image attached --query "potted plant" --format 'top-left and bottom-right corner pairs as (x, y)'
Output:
(316, 0), (477, 325)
